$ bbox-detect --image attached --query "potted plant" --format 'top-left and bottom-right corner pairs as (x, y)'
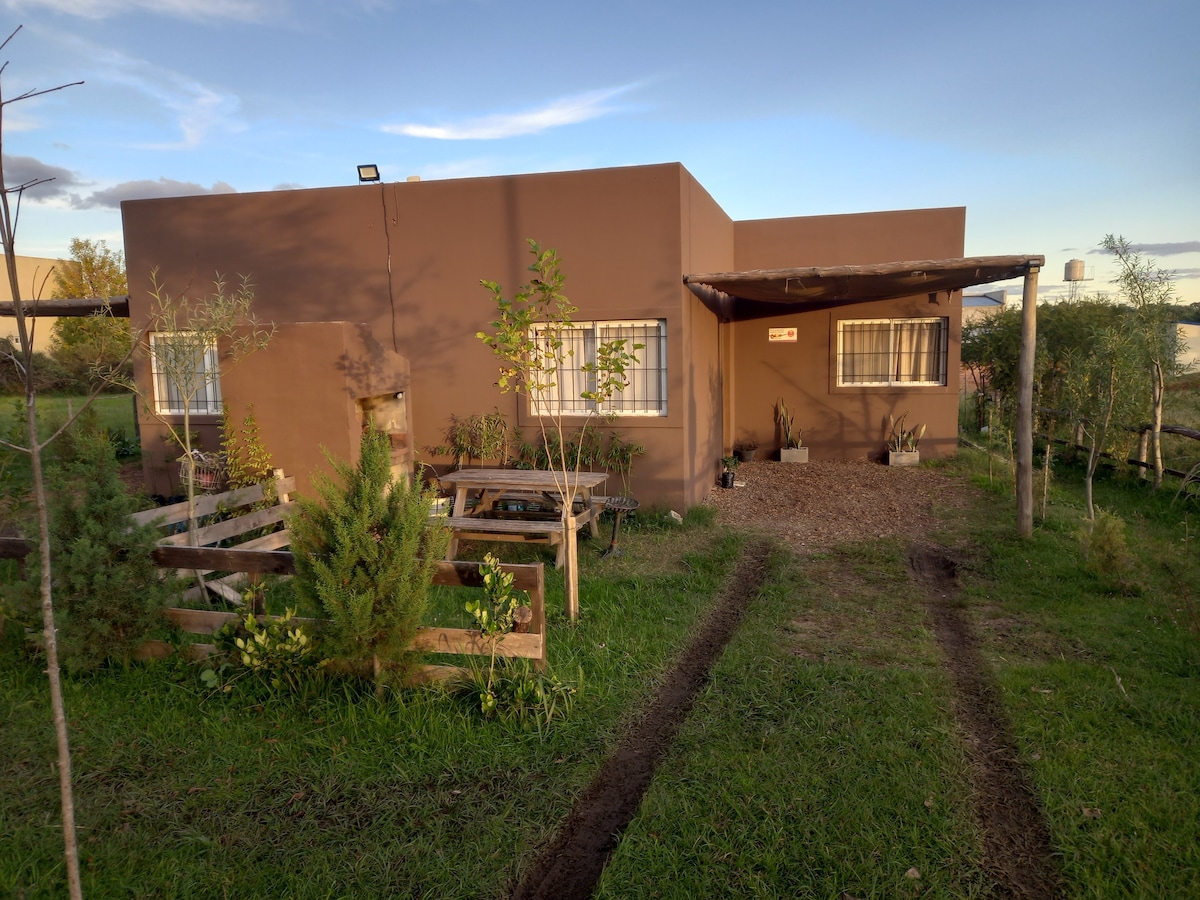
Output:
(735, 439), (758, 463)
(776, 398), (808, 463)
(886, 412), (926, 466)
(720, 455), (739, 488)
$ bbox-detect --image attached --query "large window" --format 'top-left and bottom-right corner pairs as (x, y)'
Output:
(150, 332), (223, 415)
(532, 320), (667, 416)
(837, 317), (948, 387)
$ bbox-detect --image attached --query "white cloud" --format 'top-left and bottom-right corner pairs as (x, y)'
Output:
(0, 0), (275, 21)
(61, 37), (244, 148)
(384, 86), (636, 141)
(1087, 241), (1200, 257)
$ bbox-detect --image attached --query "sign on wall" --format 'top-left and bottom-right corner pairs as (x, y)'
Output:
(768, 327), (797, 342)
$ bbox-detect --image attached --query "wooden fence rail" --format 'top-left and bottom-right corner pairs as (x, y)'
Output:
(0, 539), (548, 675)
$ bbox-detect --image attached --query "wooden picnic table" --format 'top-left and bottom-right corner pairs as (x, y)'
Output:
(438, 468), (607, 522)
(435, 467), (609, 563)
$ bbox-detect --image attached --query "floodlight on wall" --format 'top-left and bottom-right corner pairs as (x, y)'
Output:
(357, 164), (381, 183)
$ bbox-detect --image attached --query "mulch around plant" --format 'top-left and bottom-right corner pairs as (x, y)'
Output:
(908, 543), (1065, 900)
(510, 540), (773, 900)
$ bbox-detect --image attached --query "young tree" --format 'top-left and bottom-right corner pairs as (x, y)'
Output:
(1101, 235), (1187, 489)
(288, 425), (451, 690)
(121, 271), (272, 553)
(0, 26), (86, 900)
(49, 237), (130, 388)
(477, 240), (641, 617)
(1062, 321), (1145, 520)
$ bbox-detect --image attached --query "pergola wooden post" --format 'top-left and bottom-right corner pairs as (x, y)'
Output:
(1016, 265), (1040, 537)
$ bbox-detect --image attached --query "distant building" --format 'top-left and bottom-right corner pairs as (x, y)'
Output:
(1179, 322), (1200, 372)
(962, 288), (1007, 325)
(0, 253), (63, 351)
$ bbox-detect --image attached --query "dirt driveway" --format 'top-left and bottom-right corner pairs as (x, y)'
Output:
(704, 457), (979, 553)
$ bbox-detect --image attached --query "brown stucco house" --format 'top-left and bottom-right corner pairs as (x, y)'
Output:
(120, 162), (1041, 510)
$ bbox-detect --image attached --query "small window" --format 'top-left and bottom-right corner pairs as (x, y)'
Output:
(837, 317), (948, 387)
(150, 332), (223, 415)
(532, 320), (667, 416)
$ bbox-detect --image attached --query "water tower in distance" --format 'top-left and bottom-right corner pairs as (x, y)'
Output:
(1064, 258), (1093, 299)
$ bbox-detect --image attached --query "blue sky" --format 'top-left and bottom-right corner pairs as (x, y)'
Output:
(2, 0), (1197, 302)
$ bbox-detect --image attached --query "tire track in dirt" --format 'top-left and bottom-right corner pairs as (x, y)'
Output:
(510, 540), (773, 900)
(908, 543), (1064, 899)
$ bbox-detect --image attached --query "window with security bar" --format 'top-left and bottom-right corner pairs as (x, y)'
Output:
(531, 320), (667, 416)
(836, 317), (948, 387)
(149, 332), (223, 415)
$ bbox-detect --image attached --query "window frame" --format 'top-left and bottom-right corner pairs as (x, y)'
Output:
(835, 316), (949, 388)
(529, 318), (667, 418)
(149, 331), (224, 416)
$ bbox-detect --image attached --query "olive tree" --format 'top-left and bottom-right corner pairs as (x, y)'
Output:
(1101, 235), (1188, 489)
(133, 272), (272, 547)
(477, 240), (641, 617)
(1061, 319), (1146, 520)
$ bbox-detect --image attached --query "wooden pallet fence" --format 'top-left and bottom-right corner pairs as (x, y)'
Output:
(141, 549), (548, 676)
(131, 472), (296, 605)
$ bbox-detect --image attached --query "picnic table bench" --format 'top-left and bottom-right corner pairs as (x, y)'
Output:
(434, 468), (608, 568)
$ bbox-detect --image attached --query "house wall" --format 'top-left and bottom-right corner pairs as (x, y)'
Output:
(678, 168), (734, 503)
(121, 166), (971, 507)
(732, 207), (966, 461)
(122, 163), (704, 509)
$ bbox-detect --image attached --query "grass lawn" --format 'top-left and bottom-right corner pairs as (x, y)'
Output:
(0, 392), (138, 442)
(1, 452), (1197, 898)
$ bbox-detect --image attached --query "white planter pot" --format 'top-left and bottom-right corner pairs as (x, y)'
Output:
(888, 450), (920, 467)
(779, 447), (809, 463)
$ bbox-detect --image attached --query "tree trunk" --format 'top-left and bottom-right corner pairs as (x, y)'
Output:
(1151, 361), (1164, 490)
(180, 413), (210, 601)
(29, 399), (84, 900)
(563, 511), (579, 621)
(1084, 364), (1119, 521)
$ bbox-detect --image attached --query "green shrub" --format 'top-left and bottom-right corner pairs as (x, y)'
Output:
(50, 434), (177, 670)
(450, 658), (579, 727)
(288, 425), (451, 688)
(205, 607), (323, 694)
(1078, 507), (1140, 591)
(221, 404), (275, 490)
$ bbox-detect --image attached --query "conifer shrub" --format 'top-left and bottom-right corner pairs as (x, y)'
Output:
(51, 434), (178, 670)
(1078, 507), (1141, 593)
(288, 425), (450, 688)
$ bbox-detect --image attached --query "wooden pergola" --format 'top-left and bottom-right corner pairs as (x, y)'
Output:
(0, 296), (129, 318)
(683, 254), (1044, 537)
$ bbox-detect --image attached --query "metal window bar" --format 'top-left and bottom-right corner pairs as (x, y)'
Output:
(151, 334), (223, 415)
(531, 320), (666, 416)
(837, 318), (947, 387)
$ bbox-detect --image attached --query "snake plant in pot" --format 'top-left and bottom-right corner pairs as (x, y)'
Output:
(776, 398), (808, 463)
(886, 412), (926, 466)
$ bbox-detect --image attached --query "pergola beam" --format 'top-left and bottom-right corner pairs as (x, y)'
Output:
(0, 296), (129, 318)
